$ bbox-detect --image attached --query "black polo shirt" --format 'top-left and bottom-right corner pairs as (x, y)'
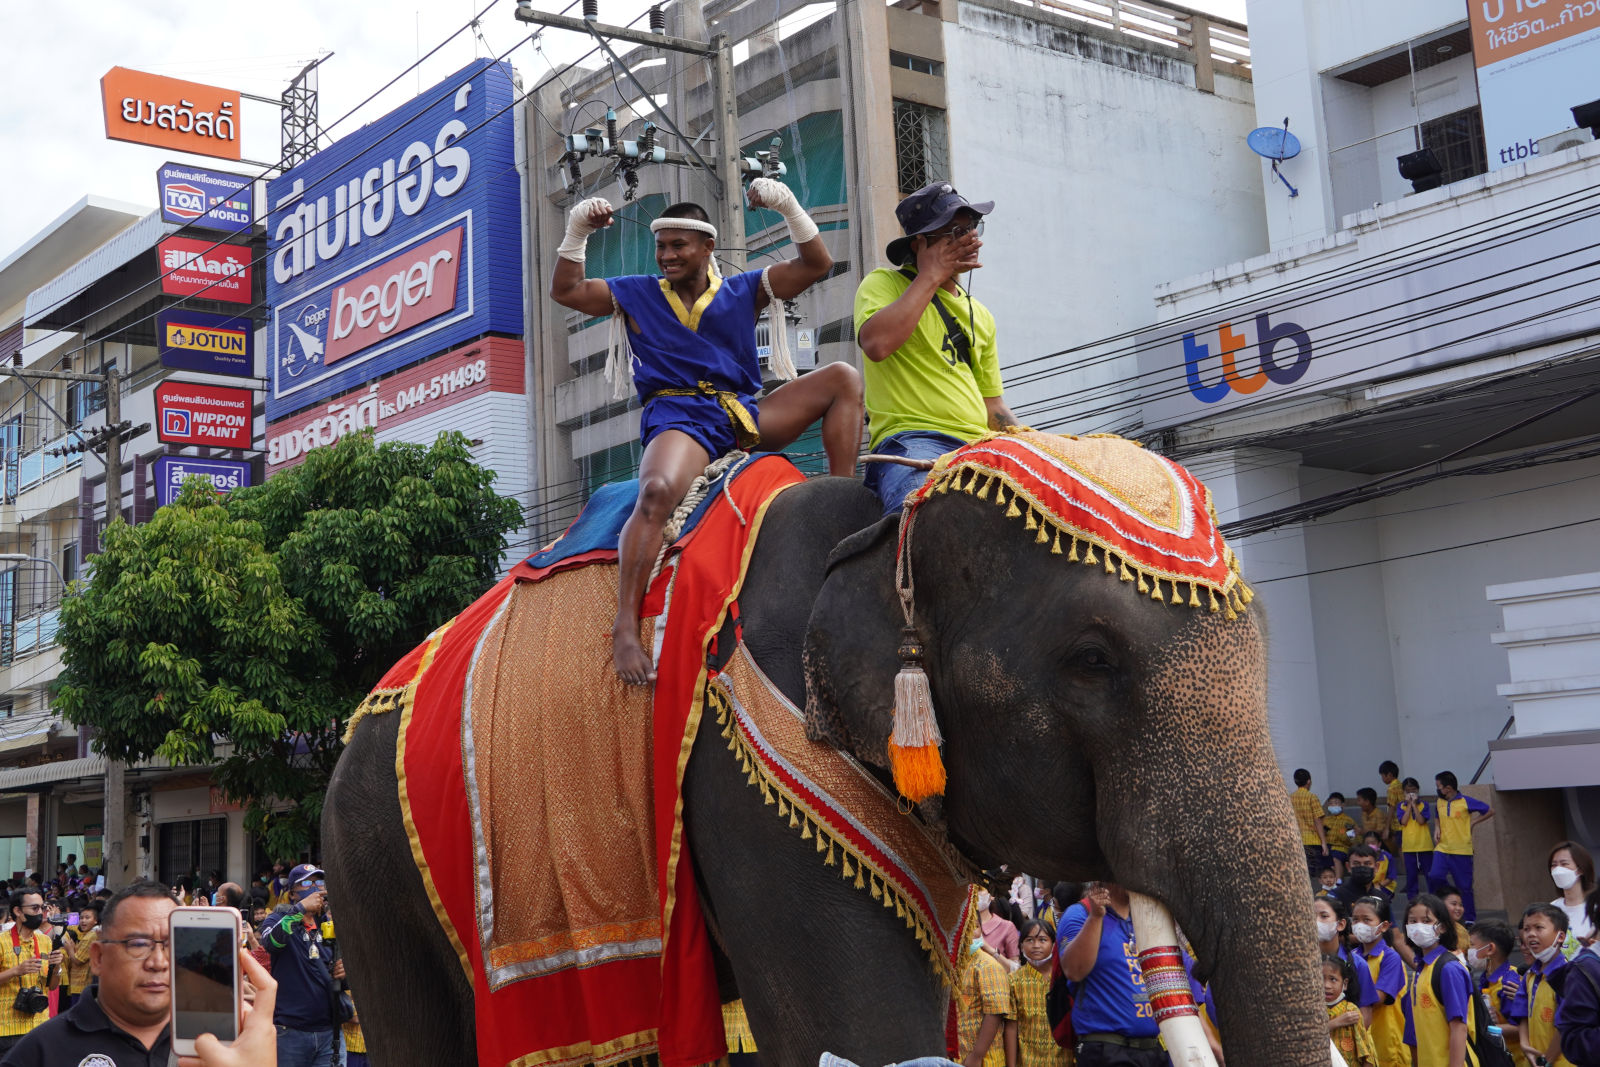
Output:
(0, 986), (171, 1067)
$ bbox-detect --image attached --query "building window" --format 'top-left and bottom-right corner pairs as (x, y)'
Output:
(889, 50), (944, 77)
(66, 378), (106, 427)
(1420, 106), (1487, 186)
(62, 543), (78, 586)
(158, 817), (228, 889)
(893, 99), (949, 195)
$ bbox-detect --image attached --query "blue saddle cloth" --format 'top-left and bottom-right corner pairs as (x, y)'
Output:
(523, 454), (775, 571)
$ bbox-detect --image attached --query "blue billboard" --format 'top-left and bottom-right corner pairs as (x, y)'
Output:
(264, 60), (523, 421)
(156, 308), (254, 376)
(157, 162), (254, 230)
(153, 456), (252, 507)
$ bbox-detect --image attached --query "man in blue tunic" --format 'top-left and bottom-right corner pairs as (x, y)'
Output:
(550, 179), (863, 684)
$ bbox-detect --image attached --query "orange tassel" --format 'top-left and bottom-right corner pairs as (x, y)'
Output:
(888, 628), (945, 803)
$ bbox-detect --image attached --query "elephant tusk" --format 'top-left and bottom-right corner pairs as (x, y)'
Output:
(1126, 892), (1341, 1067)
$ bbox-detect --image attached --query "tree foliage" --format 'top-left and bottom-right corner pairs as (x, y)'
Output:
(55, 431), (524, 859)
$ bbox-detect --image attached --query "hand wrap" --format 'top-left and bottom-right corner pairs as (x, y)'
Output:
(749, 177), (819, 245)
(557, 197), (614, 263)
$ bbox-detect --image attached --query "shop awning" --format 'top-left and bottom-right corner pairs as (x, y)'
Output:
(0, 755), (106, 791)
(23, 210), (178, 330)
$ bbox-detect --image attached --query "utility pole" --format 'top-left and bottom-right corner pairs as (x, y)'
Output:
(513, 3), (767, 267)
(3, 362), (138, 889)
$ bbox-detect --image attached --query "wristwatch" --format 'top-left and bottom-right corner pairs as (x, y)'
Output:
(1537, 1056), (1550, 1066)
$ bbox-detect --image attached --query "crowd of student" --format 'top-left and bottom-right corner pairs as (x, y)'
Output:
(948, 761), (1600, 1067)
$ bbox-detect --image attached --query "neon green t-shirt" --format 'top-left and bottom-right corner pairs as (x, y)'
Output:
(854, 267), (1003, 449)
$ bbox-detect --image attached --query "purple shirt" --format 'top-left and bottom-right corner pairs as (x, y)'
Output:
(1402, 945), (1472, 1046)
(1509, 951), (1566, 1022)
(1340, 944), (1380, 1008)
(1362, 939), (1406, 1004)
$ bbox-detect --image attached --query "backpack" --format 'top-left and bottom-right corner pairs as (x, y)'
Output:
(1430, 955), (1514, 1067)
(1045, 946), (1075, 1048)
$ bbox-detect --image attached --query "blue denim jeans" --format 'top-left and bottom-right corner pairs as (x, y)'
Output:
(277, 1025), (336, 1067)
(862, 430), (969, 515)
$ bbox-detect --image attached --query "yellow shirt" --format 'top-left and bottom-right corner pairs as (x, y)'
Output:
(1435, 795), (1486, 856)
(1398, 800), (1434, 853)
(722, 998), (755, 1054)
(855, 267), (1003, 449)
(1407, 952), (1478, 1067)
(1373, 852), (1397, 893)
(1362, 950), (1408, 1067)
(1483, 965), (1524, 1062)
(958, 951), (1013, 1067)
(0, 927), (55, 1037)
(1291, 787), (1326, 847)
(65, 927), (97, 995)
(1328, 998), (1380, 1067)
(1386, 779), (1404, 816)
(1527, 967), (1572, 1067)
(1324, 813), (1357, 853)
(1009, 964), (1071, 1067)
(1363, 806), (1392, 838)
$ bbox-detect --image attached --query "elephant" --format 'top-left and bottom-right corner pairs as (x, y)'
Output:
(323, 458), (1331, 1067)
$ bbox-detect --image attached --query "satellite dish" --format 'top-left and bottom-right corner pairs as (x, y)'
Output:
(1247, 126), (1301, 161)
(1247, 118), (1301, 197)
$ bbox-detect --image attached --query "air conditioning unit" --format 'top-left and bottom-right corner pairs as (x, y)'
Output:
(1536, 128), (1592, 156)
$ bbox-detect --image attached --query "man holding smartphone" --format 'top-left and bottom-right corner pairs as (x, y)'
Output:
(261, 863), (343, 1067)
(0, 880), (175, 1065)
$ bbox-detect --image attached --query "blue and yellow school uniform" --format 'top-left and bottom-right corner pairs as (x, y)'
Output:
(1403, 946), (1478, 1067)
(1341, 943), (1382, 1010)
(1480, 961), (1523, 1063)
(1429, 794), (1489, 922)
(1511, 953), (1571, 1067)
(1324, 811), (1357, 861)
(609, 269), (768, 458)
(1397, 799), (1434, 897)
(1371, 849), (1398, 894)
(1361, 938), (1408, 1067)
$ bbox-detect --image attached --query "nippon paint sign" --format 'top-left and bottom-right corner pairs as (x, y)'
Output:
(155, 382), (254, 449)
(264, 59), (522, 421)
(153, 456), (252, 507)
(1469, 1), (1600, 169)
(157, 162), (254, 230)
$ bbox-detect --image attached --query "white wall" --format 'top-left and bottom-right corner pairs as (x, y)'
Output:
(944, 2), (1267, 432)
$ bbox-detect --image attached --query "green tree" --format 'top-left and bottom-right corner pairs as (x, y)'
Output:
(55, 431), (523, 859)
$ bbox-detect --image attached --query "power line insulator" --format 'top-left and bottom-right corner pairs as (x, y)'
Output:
(582, 0), (598, 20)
(649, 5), (665, 33)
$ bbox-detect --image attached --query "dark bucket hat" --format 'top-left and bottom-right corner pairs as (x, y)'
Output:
(885, 181), (995, 266)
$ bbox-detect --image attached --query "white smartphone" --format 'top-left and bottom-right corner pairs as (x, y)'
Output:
(168, 906), (242, 1057)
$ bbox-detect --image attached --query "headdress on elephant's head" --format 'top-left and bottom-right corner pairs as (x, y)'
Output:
(886, 430), (1254, 805)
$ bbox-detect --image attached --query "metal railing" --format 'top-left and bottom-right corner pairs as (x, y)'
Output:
(1005, 0), (1251, 75)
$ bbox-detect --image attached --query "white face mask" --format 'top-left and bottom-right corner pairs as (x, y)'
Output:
(1534, 943), (1560, 965)
(1316, 920), (1339, 942)
(1352, 922), (1382, 944)
(1467, 946), (1487, 973)
(1407, 923), (1440, 950)
(1327, 805), (1343, 815)
(1552, 866), (1581, 890)
(976, 893), (992, 912)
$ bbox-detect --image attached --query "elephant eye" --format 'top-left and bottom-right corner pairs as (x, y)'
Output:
(1068, 644), (1116, 673)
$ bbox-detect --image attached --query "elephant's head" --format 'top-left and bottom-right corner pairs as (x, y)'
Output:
(803, 436), (1326, 1067)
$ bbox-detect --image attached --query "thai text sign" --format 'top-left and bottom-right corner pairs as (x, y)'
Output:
(264, 337), (523, 469)
(1468, 0), (1600, 169)
(156, 308), (255, 376)
(265, 59), (523, 421)
(155, 382), (254, 449)
(153, 456), (252, 507)
(158, 236), (252, 304)
(101, 67), (240, 161)
(158, 162), (253, 230)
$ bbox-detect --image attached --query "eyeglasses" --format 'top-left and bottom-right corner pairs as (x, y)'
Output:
(929, 220), (984, 241)
(297, 878), (326, 889)
(100, 937), (171, 961)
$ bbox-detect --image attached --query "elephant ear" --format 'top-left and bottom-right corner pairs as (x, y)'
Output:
(803, 513), (903, 767)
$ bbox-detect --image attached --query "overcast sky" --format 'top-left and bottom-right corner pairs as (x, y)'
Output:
(0, 0), (1247, 259)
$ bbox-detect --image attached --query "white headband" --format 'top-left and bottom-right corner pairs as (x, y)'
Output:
(650, 217), (718, 239)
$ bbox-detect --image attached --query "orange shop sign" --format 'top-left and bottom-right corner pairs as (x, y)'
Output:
(100, 67), (240, 161)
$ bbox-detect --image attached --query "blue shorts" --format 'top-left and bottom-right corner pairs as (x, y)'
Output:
(862, 430), (969, 515)
(640, 392), (760, 459)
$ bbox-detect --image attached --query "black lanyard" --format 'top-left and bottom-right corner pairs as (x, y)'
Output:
(899, 268), (973, 367)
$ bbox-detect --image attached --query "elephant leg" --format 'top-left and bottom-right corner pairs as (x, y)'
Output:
(683, 719), (947, 1067)
(323, 710), (476, 1067)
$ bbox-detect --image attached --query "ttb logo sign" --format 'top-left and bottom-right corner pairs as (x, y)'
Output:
(1182, 312), (1313, 403)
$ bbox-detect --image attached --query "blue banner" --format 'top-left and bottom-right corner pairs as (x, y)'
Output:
(156, 308), (255, 376)
(157, 162), (254, 230)
(153, 455), (252, 507)
(264, 60), (523, 421)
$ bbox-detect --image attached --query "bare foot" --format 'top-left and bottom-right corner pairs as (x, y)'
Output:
(612, 623), (657, 686)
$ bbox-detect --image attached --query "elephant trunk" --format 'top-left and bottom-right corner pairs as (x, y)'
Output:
(1107, 618), (1332, 1067)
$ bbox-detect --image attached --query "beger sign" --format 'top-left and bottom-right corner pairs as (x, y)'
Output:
(325, 226), (463, 364)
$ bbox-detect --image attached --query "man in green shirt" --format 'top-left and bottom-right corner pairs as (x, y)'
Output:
(855, 182), (1018, 513)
